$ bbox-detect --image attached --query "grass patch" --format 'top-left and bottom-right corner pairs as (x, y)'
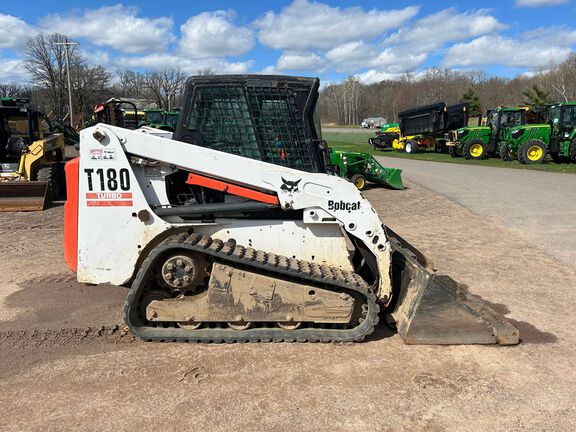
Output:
(322, 131), (576, 175)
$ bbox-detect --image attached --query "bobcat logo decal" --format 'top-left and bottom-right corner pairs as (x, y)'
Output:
(280, 177), (301, 195)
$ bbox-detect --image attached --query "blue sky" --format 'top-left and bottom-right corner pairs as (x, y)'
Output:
(1, 0), (575, 84)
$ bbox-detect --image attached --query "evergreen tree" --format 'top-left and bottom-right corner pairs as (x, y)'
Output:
(459, 88), (481, 117)
(522, 84), (551, 108)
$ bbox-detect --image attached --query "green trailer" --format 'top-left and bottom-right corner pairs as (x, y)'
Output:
(329, 148), (404, 190)
(502, 102), (576, 164)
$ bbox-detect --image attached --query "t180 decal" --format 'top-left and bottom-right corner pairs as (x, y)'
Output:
(84, 168), (133, 207)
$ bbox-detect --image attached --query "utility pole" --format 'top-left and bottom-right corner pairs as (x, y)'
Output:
(55, 39), (79, 128)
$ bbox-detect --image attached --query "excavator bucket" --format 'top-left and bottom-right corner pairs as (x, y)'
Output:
(0, 181), (51, 212)
(386, 227), (519, 345)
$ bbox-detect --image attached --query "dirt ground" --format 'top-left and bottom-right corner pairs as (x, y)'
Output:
(1, 181), (575, 432)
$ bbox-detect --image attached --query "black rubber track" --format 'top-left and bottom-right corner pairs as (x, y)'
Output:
(124, 233), (380, 343)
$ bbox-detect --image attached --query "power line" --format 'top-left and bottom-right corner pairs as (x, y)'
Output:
(0, 9), (74, 41)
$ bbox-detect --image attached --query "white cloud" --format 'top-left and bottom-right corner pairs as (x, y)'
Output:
(117, 54), (252, 75)
(384, 8), (506, 54)
(325, 42), (373, 68)
(516, 0), (569, 6)
(276, 52), (324, 71)
(256, 0), (419, 50)
(355, 70), (405, 84)
(178, 11), (254, 58)
(0, 14), (37, 50)
(325, 42), (426, 72)
(41, 5), (174, 54)
(296, 7), (503, 79)
(261, 65), (279, 75)
(80, 49), (111, 67)
(0, 59), (29, 82)
(443, 28), (576, 68)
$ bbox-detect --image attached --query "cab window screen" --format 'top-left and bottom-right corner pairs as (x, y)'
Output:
(186, 83), (314, 172)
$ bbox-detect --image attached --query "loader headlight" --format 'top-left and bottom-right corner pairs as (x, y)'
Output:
(511, 128), (525, 138)
(457, 129), (469, 138)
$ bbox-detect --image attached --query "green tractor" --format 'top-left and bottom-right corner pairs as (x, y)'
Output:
(502, 102), (576, 164)
(139, 108), (179, 132)
(447, 107), (526, 160)
(328, 148), (404, 191)
(140, 108), (164, 128)
(162, 110), (180, 132)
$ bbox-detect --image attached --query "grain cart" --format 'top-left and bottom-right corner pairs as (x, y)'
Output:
(502, 102), (576, 164)
(64, 74), (519, 345)
(329, 148), (404, 190)
(447, 107), (527, 160)
(0, 98), (65, 211)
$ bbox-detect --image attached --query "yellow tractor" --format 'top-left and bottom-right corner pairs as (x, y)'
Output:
(0, 98), (66, 211)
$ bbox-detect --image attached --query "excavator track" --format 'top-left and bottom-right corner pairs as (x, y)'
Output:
(124, 232), (379, 343)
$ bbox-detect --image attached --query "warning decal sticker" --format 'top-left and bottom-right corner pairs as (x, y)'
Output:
(89, 148), (116, 160)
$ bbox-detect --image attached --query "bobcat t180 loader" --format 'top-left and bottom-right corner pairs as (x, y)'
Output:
(64, 75), (518, 345)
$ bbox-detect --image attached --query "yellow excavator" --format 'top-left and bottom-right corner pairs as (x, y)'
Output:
(0, 98), (66, 211)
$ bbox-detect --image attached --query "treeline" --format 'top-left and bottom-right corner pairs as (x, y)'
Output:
(2, 32), (576, 128)
(319, 54), (576, 125)
(0, 34), (194, 128)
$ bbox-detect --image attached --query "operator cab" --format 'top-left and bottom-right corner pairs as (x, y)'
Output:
(0, 98), (50, 169)
(173, 75), (329, 174)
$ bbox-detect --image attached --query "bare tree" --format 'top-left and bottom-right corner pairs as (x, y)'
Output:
(116, 69), (147, 98)
(0, 83), (32, 98)
(144, 67), (186, 110)
(198, 68), (215, 76)
(549, 54), (576, 102)
(23, 33), (75, 119)
(73, 64), (111, 125)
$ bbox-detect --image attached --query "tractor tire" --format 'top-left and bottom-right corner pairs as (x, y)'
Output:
(350, 174), (367, 191)
(404, 140), (419, 154)
(368, 137), (382, 150)
(570, 139), (576, 163)
(519, 139), (547, 164)
(462, 139), (487, 160)
(36, 165), (57, 199)
(448, 146), (460, 158)
(435, 141), (446, 153)
(499, 142), (513, 161)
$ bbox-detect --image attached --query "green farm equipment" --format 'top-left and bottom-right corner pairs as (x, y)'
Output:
(162, 110), (180, 131)
(447, 107), (527, 160)
(329, 148), (404, 190)
(139, 108), (179, 132)
(140, 108), (164, 127)
(503, 102), (576, 164)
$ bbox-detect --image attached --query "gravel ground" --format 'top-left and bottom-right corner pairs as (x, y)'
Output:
(374, 156), (576, 270)
(0, 179), (575, 431)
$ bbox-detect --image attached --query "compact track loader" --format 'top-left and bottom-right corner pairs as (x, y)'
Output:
(64, 75), (518, 345)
